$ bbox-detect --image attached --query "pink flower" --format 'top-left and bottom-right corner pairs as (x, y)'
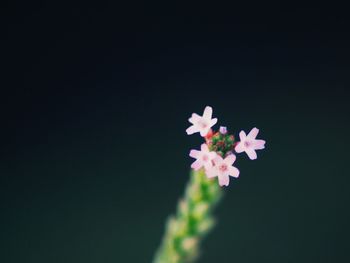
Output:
(206, 154), (239, 187)
(189, 144), (217, 171)
(186, 106), (218, 137)
(235, 127), (266, 160)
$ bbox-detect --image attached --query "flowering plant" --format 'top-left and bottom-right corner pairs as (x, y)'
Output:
(188, 106), (265, 186)
(153, 106), (266, 263)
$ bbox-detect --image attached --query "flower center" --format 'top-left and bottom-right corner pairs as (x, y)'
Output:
(198, 120), (208, 129)
(244, 141), (251, 147)
(202, 154), (209, 162)
(219, 163), (228, 172)
(207, 132), (235, 157)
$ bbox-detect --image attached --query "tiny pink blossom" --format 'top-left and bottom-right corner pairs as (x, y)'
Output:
(235, 127), (266, 160)
(186, 106), (218, 137)
(205, 154), (239, 187)
(219, 126), (227, 134)
(189, 144), (217, 171)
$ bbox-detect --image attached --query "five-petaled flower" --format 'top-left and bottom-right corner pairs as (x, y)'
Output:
(235, 127), (266, 160)
(206, 154), (239, 187)
(189, 144), (217, 171)
(186, 106), (218, 137)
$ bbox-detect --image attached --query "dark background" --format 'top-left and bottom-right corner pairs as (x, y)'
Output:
(1, 3), (350, 263)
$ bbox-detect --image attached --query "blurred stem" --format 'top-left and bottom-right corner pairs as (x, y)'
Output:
(153, 169), (223, 263)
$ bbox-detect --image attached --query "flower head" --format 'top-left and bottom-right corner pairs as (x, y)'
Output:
(206, 154), (239, 186)
(187, 106), (266, 187)
(186, 106), (218, 137)
(235, 127), (265, 160)
(189, 144), (217, 171)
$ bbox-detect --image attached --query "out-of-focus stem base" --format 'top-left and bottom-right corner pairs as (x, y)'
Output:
(153, 169), (223, 263)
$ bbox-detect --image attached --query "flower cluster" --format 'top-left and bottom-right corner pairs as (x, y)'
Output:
(187, 106), (266, 187)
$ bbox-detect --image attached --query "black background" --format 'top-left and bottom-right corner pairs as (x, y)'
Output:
(1, 3), (350, 263)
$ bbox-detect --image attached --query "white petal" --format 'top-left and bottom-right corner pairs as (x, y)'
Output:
(246, 149), (257, 160)
(208, 151), (217, 160)
(190, 113), (201, 123)
(247, 127), (259, 139)
(218, 174), (230, 186)
(224, 154), (236, 165)
(203, 106), (213, 120)
(205, 167), (217, 178)
(235, 142), (245, 153)
(186, 125), (199, 135)
(239, 130), (247, 141)
(191, 160), (202, 170)
(213, 154), (223, 165)
(201, 143), (209, 152)
(189, 149), (200, 158)
(204, 161), (214, 170)
(210, 118), (217, 127)
(254, 139), (265, 150)
(199, 127), (211, 137)
(228, 166), (240, 178)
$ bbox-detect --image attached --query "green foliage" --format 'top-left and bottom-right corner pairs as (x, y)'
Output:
(153, 169), (223, 263)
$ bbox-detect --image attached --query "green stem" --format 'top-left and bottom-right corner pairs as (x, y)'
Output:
(153, 169), (223, 263)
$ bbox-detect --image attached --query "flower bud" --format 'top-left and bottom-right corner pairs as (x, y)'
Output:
(219, 126), (227, 134)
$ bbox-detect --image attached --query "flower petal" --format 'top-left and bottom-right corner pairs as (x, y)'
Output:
(189, 113), (201, 124)
(199, 127), (211, 137)
(239, 130), (247, 141)
(203, 106), (213, 120)
(235, 142), (245, 153)
(224, 154), (236, 165)
(191, 160), (202, 170)
(189, 149), (200, 158)
(201, 143), (209, 152)
(186, 125), (198, 135)
(228, 166), (240, 178)
(208, 151), (217, 160)
(213, 154), (223, 164)
(210, 118), (218, 127)
(205, 167), (217, 178)
(247, 127), (259, 139)
(246, 149), (257, 160)
(204, 161), (214, 170)
(254, 139), (266, 150)
(218, 174), (230, 186)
